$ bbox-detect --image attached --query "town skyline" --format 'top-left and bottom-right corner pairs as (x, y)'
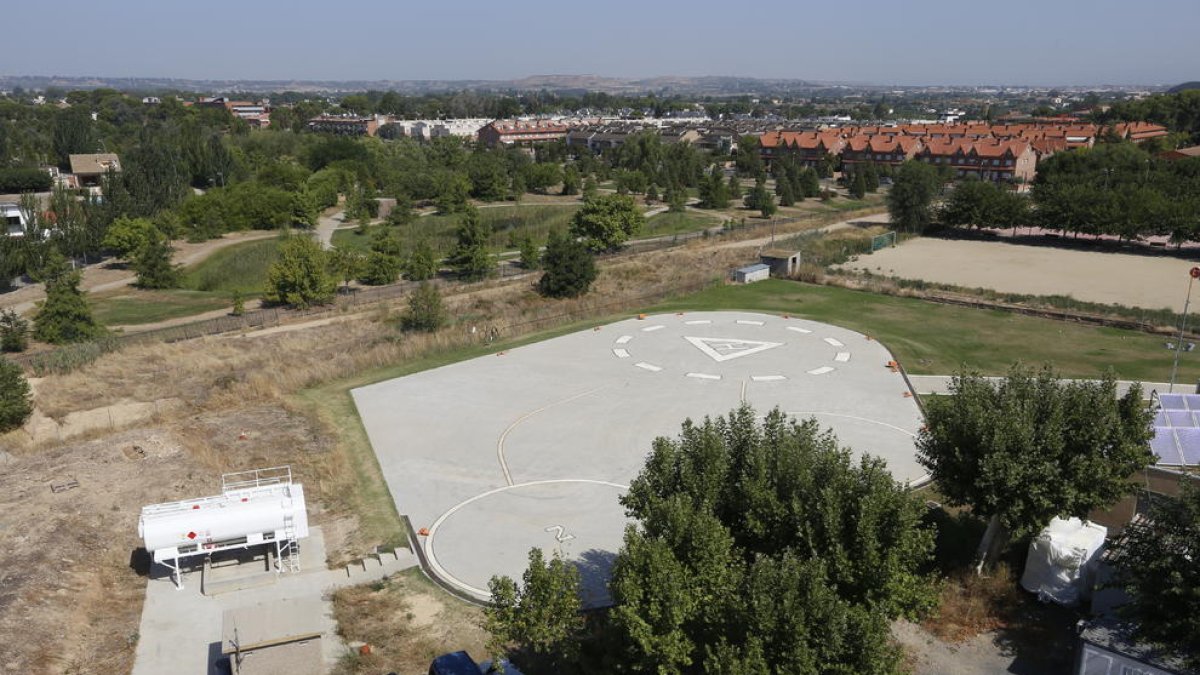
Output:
(5, 0), (1198, 87)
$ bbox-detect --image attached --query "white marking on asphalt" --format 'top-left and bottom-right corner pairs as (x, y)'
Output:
(613, 349), (630, 358)
(615, 335), (632, 344)
(736, 319), (764, 326)
(635, 362), (662, 372)
(823, 337), (845, 347)
(686, 372), (722, 380)
(496, 387), (605, 486)
(787, 326), (812, 334)
(808, 366), (835, 375)
(642, 325), (665, 332)
(752, 375), (787, 382)
(835, 352), (851, 362)
(684, 319), (711, 325)
(684, 336), (783, 362)
(740, 380), (747, 402)
(544, 525), (576, 543)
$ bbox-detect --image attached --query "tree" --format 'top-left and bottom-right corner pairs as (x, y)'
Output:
(561, 165), (581, 196)
(699, 167), (730, 209)
(744, 181), (776, 218)
(849, 171), (867, 199)
(1112, 482), (1200, 669)
(328, 247), (365, 290)
(569, 194), (645, 251)
(449, 206), (494, 281)
(402, 281), (445, 332)
(940, 178), (999, 229)
(407, 240), (438, 281)
(581, 176), (599, 201)
(523, 163), (562, 194)
(538, 230), (596, 298)
(727, 173), (742, 199)
(435, 172), (472, 214)
(800, 167), (821, 198)
(666, 184), (687, 213)
(33, 272), (104, 344)
(0, 360), (32, 433)
(917, 367), (1155, 572)
(887, 160), (943, 233)
(0, 308), (30, 353)
(263, 235), (336, 308)
(102, 216), (158, 259)
(131, 231), (181, 289)
(863, 163), (881, 192)
(486, 548), (584, 673)
(605, 406), (929, 673)
(778, 176), (797, 206)
(518, 235), (541, 270)
(385, 193), (415, 227)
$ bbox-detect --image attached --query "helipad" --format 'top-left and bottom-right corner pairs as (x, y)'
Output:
(352, 312), (926, 605)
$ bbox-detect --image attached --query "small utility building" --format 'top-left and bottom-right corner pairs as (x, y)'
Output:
(734, 263), (770, 284)
(760, 249), (801, 278)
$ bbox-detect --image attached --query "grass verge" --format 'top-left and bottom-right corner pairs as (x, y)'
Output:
(643, 210), (721, 236)
(653, 279), (1200, 382)
(180, 237), (281, 295)
(90, 290), (230, 326)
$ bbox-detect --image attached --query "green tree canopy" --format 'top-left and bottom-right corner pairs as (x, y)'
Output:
(449, 206), (494, 281)
(0, 360), (33, 433)
(569, 194), (645, 252)
(406, 240), (438, 281)
(486, 548), (584, 673)
(263, 235), (336, 308)
(1112, 481), (1200, 669)
(33, 272), (104, 344)
(0, 309), (30, 353)
(917, 367), (1155, 569)
(402, 281), (445, 332)
(538, 230), (596, 298)
(131, 230), (181, 289)
(887, 160), (942, 233)
(101, 216), (158, 259)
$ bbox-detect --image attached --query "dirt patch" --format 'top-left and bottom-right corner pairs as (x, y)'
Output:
(331, 569), (488, 675)
(840, 237), (1200, 311)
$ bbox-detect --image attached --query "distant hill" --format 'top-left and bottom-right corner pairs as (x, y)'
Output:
(1168, 82), (1200, 93)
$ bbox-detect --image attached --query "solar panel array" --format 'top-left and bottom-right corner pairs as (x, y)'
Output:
(1151, 393), (1200, 466)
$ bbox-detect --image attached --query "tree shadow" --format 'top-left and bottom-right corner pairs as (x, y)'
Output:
(573, 548), (617, 609)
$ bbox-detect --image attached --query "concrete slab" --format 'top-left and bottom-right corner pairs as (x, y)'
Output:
(352, 311), (925, 605)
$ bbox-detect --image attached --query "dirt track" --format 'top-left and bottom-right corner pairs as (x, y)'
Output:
(841, 238), (1200, 311)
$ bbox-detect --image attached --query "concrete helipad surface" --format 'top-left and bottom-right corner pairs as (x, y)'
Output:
(352, 311), (926, 605)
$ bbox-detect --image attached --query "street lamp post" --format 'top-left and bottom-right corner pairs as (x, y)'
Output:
(1169, 266), (1200, 393)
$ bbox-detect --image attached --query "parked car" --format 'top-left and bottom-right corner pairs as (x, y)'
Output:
(428, 651), (524, 675)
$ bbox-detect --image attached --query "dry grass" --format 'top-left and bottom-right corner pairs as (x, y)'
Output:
(921, 565), (1026, 642)
(330, 569), (489, 675)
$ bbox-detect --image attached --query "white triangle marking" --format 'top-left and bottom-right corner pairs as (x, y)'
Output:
(684, 336), (783, 362)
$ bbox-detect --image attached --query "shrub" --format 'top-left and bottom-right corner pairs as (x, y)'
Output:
(0, 360), (33, 432)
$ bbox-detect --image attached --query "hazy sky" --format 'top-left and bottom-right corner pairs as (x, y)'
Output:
(6, 0), (1197, 86)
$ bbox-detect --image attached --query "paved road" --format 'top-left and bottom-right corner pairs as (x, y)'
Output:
(314, 209), (349, 250)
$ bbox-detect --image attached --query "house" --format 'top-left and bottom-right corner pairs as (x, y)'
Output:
(478, 119), (571, 146)
(1159, 145), (1200, 161)
(68, 153), (121, 187)
(760, 130), (847, 169)
(759, 249), (802, 277)
(841, 135), (922, 173)
(916, 138), (1037, 184)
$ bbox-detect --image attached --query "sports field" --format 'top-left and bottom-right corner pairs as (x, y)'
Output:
(840, 238), (1199, 311)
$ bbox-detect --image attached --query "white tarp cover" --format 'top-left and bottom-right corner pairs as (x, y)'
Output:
(1020, 516), (1108, 606)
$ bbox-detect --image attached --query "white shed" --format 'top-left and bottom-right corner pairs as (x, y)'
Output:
(734, 263), (771, 284)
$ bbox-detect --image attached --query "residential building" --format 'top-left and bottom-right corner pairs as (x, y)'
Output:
(917, 138), (1037, 183)
(760, 131), (846, 169)
(306, 115), (380, 137)
(68, 153), (121, 187)
(478, 120), (571, 146)
(841, 135), (922, 172)
(1159, 145), (1200, 161)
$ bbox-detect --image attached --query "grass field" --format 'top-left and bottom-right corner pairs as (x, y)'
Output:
(336, 205), (583, 256)
(653, 279), (1198, 382)
(181, 237), (281, 295)
(643, 210), (721, 236)
(88, 238), (281, 327)
(90, 290), (230, 326)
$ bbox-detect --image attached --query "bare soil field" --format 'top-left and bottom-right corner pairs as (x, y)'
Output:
(841, 237), (1200, 311)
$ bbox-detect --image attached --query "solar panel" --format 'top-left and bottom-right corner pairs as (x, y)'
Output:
(1150, 433), (1182, 465)
(1159, 394), (1187, 410)
(1168, 410), (1195, 427)
(1178, 428), (1200, 465)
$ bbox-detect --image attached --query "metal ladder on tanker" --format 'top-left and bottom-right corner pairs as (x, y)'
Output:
(278, 513), (301, 574)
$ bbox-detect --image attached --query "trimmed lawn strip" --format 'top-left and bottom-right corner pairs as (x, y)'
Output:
(90, 290), (231, 326)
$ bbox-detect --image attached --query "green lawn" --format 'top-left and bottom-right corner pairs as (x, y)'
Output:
(180, 238), (282, 296)
(652, 279), (1200, 383)
(336, 205), (582, 256)
(90, 290), (231, 326)
(643, 211), (721, 236)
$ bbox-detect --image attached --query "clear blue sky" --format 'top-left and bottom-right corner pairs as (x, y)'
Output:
(6, 0), (1198, 86)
